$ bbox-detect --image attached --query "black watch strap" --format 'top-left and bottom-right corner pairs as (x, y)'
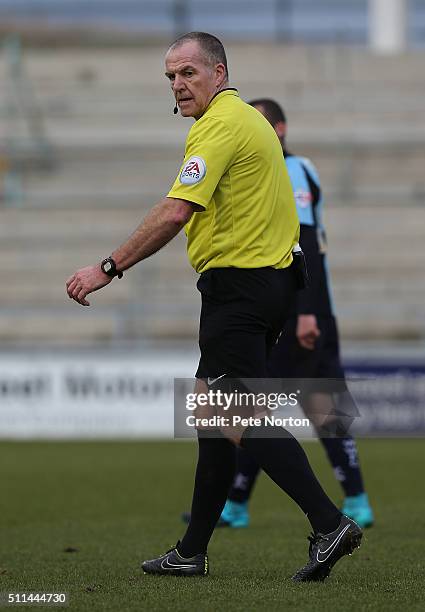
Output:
(101, 257), (123, 279)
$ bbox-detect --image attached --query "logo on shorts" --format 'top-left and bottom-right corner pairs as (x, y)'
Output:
(180, 156), (206, 185)
(207, 374), (227, 386)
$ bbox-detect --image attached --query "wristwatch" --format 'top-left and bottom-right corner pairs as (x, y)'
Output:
(100, 257), (123, 279)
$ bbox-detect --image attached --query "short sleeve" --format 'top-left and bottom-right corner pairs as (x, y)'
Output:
(299, 157), (321, 188)
(167, 118), (236, 209)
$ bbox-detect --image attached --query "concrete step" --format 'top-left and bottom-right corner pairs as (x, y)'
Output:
(13, 46), (424, 89)
(0, 309), (199, 345)
(16, 84), (424, 121)
(0, 311), (120, 345)
(0, 301), (420, 345)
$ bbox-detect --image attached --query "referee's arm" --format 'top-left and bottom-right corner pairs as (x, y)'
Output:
(66, 197), (201, 306)
(111, 197), (202, 271)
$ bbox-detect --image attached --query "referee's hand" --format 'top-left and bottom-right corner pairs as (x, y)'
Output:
(66, 265), (112, 306)
(296, 314), (320, 350)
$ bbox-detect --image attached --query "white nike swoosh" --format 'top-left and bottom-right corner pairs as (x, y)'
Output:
(207, 374), (227, 386)
(160, 558), (198, 571)
(316, 524), (350, 563)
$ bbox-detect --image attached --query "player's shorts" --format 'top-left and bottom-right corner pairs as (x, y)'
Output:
(267, 315), (346, 384)
(195, 266), (297, 381)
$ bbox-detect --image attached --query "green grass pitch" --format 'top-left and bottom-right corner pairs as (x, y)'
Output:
(0, 439), (424, 611)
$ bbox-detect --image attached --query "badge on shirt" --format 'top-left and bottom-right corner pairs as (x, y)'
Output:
(180, 156), (207, 185)
(294, 189), (313, 208)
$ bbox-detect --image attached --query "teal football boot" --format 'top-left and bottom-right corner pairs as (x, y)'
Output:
(219, 499), (250, 528)
(342, 493), (374, 528)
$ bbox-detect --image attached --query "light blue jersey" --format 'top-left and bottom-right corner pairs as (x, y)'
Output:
(285, 152), (335, 315)
(285, 154), (324, 231)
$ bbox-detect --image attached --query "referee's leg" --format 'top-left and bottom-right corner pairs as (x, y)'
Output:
(142, 267), (362, 578)
(178, 378), (237, 559)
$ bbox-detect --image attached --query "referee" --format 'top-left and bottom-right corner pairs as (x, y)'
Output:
(66, 32), (362, 582)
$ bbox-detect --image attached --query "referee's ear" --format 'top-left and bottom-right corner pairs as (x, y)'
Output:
(213, 62), (227, 89)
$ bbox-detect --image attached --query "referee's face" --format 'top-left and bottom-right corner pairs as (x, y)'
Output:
(165, 41), (225, 120)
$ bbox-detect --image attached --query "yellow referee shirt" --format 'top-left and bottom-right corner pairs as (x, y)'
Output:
(168, 89), (299, 273)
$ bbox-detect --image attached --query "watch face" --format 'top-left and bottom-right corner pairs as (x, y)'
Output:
(103, 261), (113, 273)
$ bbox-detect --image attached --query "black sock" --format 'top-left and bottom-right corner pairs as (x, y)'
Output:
(228, 447), (261, 503)
(241, 424), (341, 534)
(178, 431), (236, 557)
(321, 436), (365, 497)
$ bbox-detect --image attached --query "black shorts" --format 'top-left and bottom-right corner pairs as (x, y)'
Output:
(267, 315), (345, 381)
(195, 266), (297, 380)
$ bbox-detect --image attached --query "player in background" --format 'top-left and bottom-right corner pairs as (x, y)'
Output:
(185, 99), (374, 530)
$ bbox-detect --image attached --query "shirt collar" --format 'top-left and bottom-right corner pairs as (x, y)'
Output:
(203, 88), (239, 115)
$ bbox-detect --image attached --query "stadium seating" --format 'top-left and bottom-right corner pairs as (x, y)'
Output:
(1, 45), (424, 345)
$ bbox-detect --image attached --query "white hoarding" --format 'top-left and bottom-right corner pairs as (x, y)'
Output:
(0, 351), (198, 439)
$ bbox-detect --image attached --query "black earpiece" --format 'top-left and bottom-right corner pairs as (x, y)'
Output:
(173, 105), (178, 115)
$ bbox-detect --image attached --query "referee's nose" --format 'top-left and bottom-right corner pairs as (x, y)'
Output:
(172, 73), (185, 94)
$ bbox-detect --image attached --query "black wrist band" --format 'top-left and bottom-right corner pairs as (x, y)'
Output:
(100, 257), (123, 279)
